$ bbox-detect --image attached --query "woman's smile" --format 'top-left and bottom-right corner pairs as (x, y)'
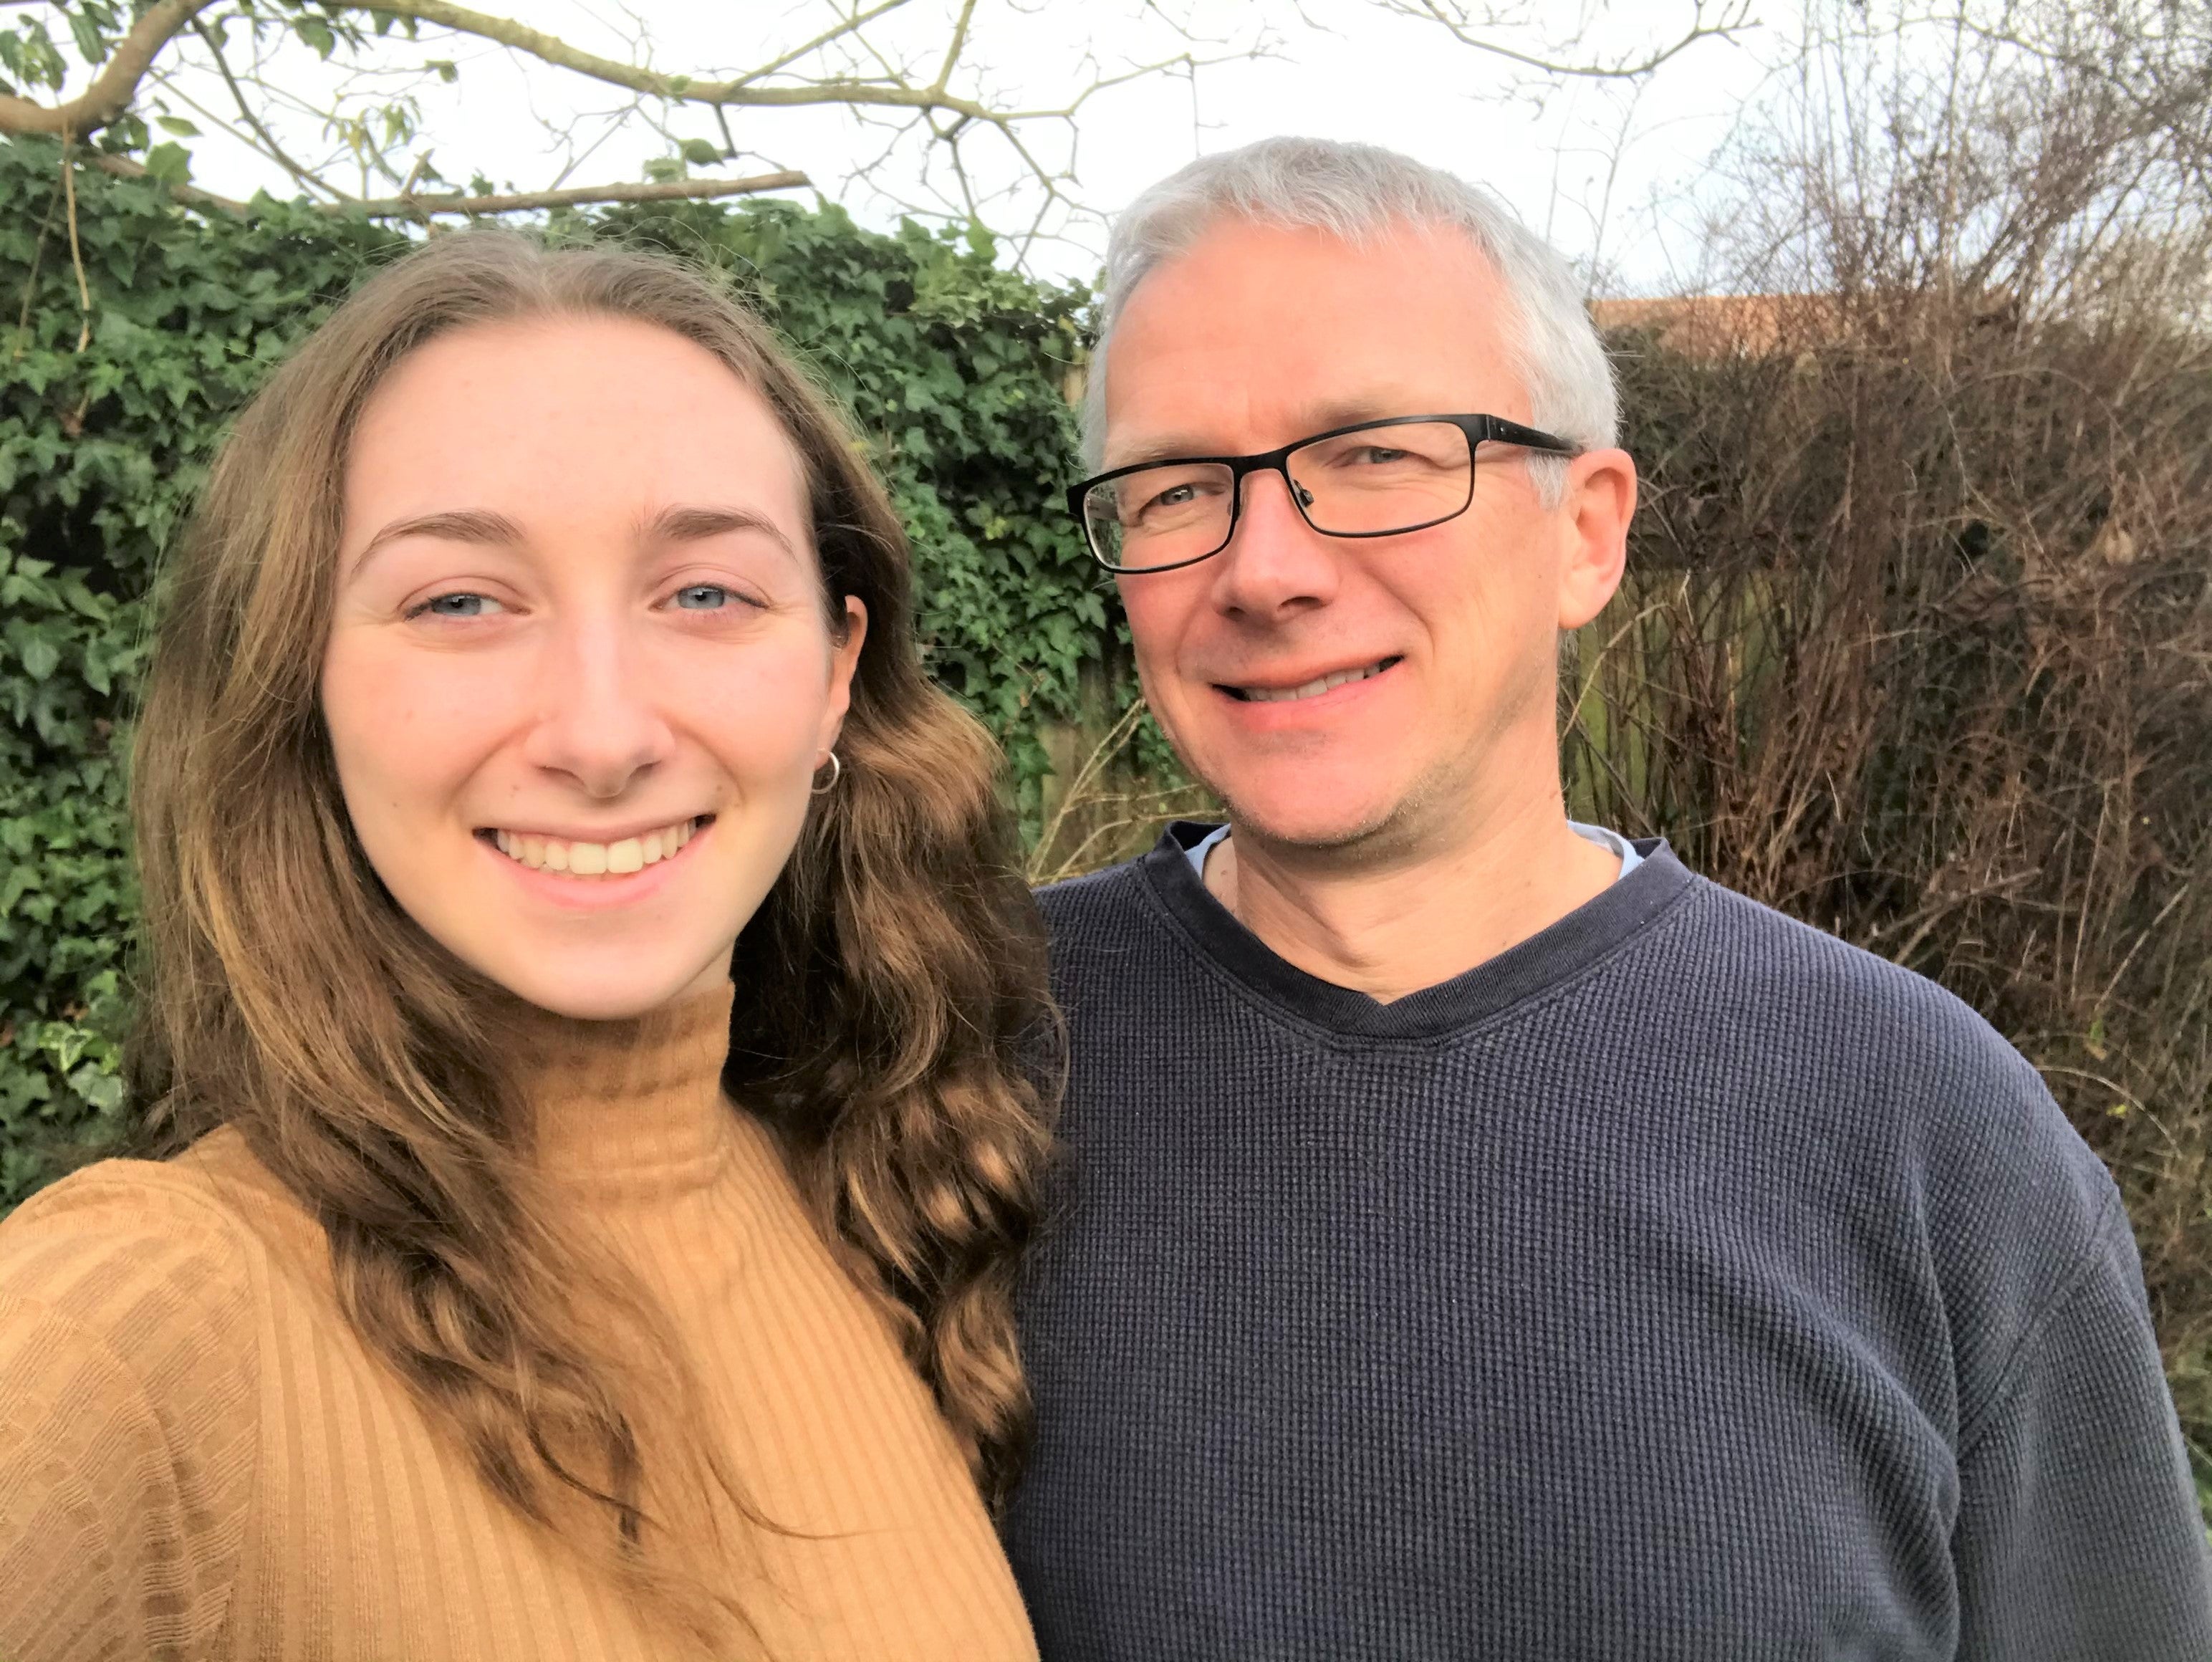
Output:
(481, 813), (708, 878)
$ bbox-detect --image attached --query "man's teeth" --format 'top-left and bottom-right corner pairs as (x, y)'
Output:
(1240, 661), (1391, 703)
(491, 817), (700, 878)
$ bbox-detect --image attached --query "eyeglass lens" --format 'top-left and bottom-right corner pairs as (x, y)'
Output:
(1082, 421), (1476, 572)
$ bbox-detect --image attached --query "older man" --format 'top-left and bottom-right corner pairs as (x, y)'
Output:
(1002, 138), (2211, 1661)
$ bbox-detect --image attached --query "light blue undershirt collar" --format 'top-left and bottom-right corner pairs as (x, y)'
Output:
(1183, 821), (1643, 883)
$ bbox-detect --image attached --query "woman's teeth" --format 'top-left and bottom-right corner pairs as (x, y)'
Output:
(490, 817), (700, 878)
(1239, 660), (1394, 703)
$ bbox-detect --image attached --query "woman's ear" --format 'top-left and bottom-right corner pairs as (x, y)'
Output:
(820, 595), (869, 753)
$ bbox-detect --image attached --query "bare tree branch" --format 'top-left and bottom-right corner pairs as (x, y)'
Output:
(0, 0), (1269, 255)
(1383, 0), (1756, 80)
(0, 0), (1021, 142)
(186, 17), (351, 200)
(348, 168), (809, 217)
(729, 0), (917, 93)
(933, 0), (981, 94)
(83, 150), (806, 218)
(85, 149), (251, 213)
(0, 0), (221, 135)
(343, 0), (1006, 118)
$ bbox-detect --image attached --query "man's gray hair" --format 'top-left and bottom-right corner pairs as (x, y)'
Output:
(1084, 136), (1617, 504)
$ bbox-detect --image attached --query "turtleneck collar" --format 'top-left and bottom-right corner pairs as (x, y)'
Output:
(495, 979), (741, 1192)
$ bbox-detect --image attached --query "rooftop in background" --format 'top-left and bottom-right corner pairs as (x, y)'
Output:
(1592, 294), (1840, 357)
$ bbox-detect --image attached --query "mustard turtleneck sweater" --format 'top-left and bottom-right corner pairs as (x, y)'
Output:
(0, 984), (1038, 1661)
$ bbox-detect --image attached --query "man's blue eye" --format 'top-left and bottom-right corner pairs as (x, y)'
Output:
(674, 585), (734, 610)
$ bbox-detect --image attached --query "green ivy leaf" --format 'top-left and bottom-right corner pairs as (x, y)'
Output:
(64, 8), (107, 67)
(16, 635), (59, 682)
(141, 141), (191, 187)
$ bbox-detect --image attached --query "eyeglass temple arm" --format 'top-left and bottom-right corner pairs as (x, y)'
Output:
(1478, 415), (1582, 456)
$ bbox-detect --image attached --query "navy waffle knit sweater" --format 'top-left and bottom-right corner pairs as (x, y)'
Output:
(1004, 825), (2212, 1661)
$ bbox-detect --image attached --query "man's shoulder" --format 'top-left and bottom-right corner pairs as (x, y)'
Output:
(1672, 874), (2112, 1226)
(1036, 852), (1158, 941)
(1670, 875), (2045, 1090)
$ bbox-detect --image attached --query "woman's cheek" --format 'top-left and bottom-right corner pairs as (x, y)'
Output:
(673, 633), (840, 778)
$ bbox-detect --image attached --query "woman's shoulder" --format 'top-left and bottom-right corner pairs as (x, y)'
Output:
(0, 1136), (278, 1384)
(0, 1140), (272, 1656)
(2, 1130), (281, 1288)
(0, 1133), (306, 1436)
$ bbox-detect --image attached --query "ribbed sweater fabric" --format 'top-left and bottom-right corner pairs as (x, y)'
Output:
(0, 982), (1036, 1661)
(1005, 825), (2212, 1661)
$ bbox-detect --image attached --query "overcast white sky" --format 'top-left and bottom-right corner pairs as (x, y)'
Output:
(125, 0), (1805, 295)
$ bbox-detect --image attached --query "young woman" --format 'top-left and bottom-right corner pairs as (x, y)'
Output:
(0, 233), (1054, 1660)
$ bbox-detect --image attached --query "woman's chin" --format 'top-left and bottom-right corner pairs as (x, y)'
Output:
(476, 951), (734, 1024)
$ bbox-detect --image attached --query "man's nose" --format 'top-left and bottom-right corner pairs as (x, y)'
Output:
(521, 617), (674, 799)
(1208, 466), (1342, 617)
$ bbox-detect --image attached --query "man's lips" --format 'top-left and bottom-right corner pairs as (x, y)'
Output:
(1216, 656), (1403, 703)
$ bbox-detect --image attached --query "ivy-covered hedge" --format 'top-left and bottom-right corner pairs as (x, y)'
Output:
(0, 136), (1112, 1205)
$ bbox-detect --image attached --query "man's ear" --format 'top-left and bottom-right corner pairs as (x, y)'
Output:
(1557, 447), (1637, 631)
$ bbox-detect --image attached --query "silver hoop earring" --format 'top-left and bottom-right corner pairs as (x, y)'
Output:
(810, 751), (843, 794)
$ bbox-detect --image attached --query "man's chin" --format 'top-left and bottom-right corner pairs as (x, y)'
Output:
(1209, 786), (1408, 858)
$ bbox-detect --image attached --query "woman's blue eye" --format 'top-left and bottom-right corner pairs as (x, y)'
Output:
(673, 585), (734, 610)
(415, 592), (501, 618)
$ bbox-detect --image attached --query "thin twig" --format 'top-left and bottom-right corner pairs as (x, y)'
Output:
(59, 132), (92, 353)
(10, 163), (63, 357)
(1032, 695), (1153, 873)
(188, 16), (352, 201)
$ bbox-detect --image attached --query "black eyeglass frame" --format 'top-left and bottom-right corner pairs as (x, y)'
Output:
(1067, 412), (1582, 575)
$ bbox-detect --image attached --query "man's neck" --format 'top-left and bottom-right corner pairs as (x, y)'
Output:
(1203, 796), (1621, 1004)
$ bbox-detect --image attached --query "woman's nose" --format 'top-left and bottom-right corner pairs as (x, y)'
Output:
(519, 618), (675, 798)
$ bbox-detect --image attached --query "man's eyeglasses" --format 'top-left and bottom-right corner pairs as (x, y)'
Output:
(1068, 413), (1579, 575)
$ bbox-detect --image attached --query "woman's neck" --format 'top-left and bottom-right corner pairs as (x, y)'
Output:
(496, 980), (739, 1193)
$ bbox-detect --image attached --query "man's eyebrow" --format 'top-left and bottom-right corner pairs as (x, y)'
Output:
(1102, 433), (1229, 469)
(1299, 395), (1436, 433)
(1102, 398), (1450, 469)
(352, 508), (526, 575)
(641, 504), (797, 556)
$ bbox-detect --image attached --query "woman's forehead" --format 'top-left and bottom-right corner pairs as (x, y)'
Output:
(344, 316), (811, 546)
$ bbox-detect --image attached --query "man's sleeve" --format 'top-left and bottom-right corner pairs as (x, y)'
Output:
(1951, 1193), (2212, 1659)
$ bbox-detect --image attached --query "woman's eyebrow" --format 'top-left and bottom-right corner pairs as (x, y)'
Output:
(347, 504), (797, 580)
(351, 508), (526, 576)
(643, 504), (797, 555)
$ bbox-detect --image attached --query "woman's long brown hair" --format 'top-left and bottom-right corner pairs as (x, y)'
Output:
(128, 230), (1057, 1648)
